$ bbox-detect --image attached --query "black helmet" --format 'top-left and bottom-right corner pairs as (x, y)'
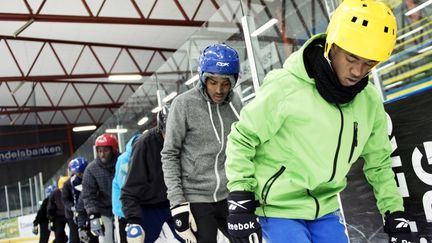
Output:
(157, 105), (169, 133)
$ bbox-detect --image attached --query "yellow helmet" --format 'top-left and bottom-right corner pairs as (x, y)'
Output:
(325, 0), (397, 62)
(57, 176), (69, 189)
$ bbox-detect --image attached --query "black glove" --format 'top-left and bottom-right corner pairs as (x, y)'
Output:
(89, 214), (105, 237)
(73, 211), (79, 225)
(126, 224), (145, 243)
(78, 227), (91, 243)
(171, 202), (197, 243)
(384, 211), (417, 243)
(227, 191), (262, 243)
(48, 219), (55, 231)
(32, 224), (38, 235)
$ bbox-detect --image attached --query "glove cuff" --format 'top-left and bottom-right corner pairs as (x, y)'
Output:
(171, 202), (189, 211)
(127, 217), (141, 225)
(89, 213), (101, 219)
(384, 211), (411, 234)
(228, 191), (258, 214)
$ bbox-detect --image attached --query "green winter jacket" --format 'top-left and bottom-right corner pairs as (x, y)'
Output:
(225, 34), (404, 220)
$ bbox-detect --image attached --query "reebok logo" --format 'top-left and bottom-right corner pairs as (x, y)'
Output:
(228, 199), (251, 210)
(394, 218), (409, 229)
(216, 62), (229, 67)
(391, 237), (411, 243)
(228, 221), (255, 231)
(175, 219), (183, 227)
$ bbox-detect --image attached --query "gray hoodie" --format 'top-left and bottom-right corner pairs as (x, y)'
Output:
(161, 85), (242, 207)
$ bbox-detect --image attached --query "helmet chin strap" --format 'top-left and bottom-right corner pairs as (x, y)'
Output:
(324, 47), (334, 72)
(324, 53), (333, 71)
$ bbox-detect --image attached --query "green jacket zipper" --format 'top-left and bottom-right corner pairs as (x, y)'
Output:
(347, 122), (358, 163)
(328, 105), (344, 182)
(307, 189), (320, 219)
(261, 166), (286, 219)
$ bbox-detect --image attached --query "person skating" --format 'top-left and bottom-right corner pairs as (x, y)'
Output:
(81, 133), (119, 243)
(62, 157), (89, 243)
(224, 1), (416, 242)
(47, 176), (69, 243)
(112, 133), (141, 243)
(121, 107), (183, 243)
(32, 184), (56, 243)
(161, 43), (242, 243)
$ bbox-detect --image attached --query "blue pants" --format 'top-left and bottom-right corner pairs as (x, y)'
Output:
(139, 205), (183, 243)
(260, 211), (348, 243)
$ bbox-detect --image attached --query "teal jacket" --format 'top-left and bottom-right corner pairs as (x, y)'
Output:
(112, 134), (141, 218)
(225, 34), (403, 220)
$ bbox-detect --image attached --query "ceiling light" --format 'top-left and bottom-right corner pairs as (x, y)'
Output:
(72, 125), (97, 132)
(418, 45), (432, 53)
(13, 18), (35, 38)
(151, 106), (162, 113)
(405, 0), (432, 16)
(185, 75), (199, 85)
(251, 18), (278, 37)
(162, 92), (177, 103)
(11, 81), (25, 95)
(137, 116), (149, 126)
(108, 74), (142, 81)
(396, 27), (423, 40)
(105, 128), (128, 133)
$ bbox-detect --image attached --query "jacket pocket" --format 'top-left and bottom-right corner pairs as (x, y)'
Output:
(261, 166), (286, 218)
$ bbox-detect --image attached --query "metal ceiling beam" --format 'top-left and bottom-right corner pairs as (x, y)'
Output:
(0, 13), (209, 26)
(2, 79), (142, 85)
(0, 35), (177, 52)
(0, 70), (190, 82)
(291, 0), (312, 38)
(0, 103), (123, 115)
(0, 73), (152, 82)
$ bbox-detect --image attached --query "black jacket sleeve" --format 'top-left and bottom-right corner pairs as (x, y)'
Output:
(81, 164), (99, 216)
(76, 197), (88, 228)
(47, 191), (57, 220)
(121, 136), (148, 224)
(61, 179), (74, 218)
(33, 197), (49, 225)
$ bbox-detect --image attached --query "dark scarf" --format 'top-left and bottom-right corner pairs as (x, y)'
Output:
(303, 39), (368, 104)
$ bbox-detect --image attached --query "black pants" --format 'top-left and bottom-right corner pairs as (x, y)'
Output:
(66, 217), (79, 243)
(39, 221), (50, 243)
(53, 216), (68, 243)
(118, 217), (127, 243)
(190, 200), (231, 243)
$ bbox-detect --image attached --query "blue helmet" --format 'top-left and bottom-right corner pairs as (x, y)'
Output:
(157, 105), (169, 133)
(198, 43), (240, 88)
(68, 157), (88, 174)
(45, 184), (56, 197)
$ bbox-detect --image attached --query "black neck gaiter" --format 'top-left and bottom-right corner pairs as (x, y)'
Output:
(303, 39), (368, 104)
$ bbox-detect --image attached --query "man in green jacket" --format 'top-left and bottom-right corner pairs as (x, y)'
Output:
(225, 0), (415, 242)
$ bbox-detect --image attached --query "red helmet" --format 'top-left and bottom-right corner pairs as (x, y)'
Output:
(95, 133), (119, 155)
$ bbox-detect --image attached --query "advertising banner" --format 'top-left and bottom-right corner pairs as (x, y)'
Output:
(341, 88), (432, 242)
(0, 144), (63, 163)
(18, 214), (36, 237)
(0, 218), (19, 239)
